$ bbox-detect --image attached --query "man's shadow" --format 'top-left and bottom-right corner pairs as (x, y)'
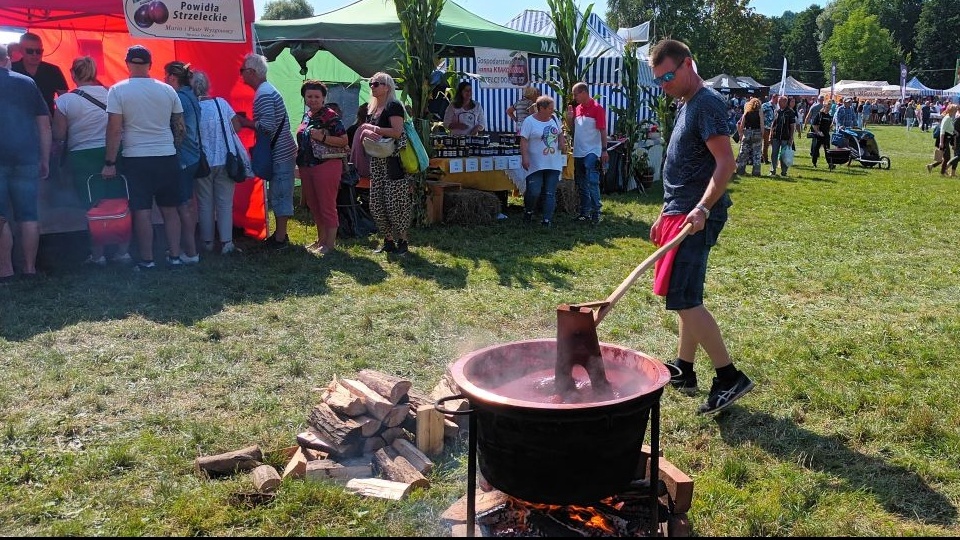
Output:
(715, 410), (956, 526)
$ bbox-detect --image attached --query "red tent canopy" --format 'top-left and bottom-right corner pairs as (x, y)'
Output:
(0, 0), (267, 239)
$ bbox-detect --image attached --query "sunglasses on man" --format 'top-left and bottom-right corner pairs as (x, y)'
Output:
(23, 47), (43, 55)
(652, 59), (685, 87)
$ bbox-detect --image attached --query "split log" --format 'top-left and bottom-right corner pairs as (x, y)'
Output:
(251, 464), (282, 493)
(339, 378), (395, 421)
(282, 447), (309, 480)
(194, 444), (263, 476)
(357, 369), (412, 405)
(637, 453), (694, 514)
(301, 447), (327, 461)
(362, 436), (386, 454)
(323, 382), (367, 417)
(380, 426), (407, 445)
(345, 477), (418, 500)
(392, 438), (434, 475)
(402, 389), (433, 411)
(429, 373), (467, 413)
(373, 447), (430, 489)
(382, 403), (411, 428)
(307, 403), (364, 451)
(297, 428), (359, 458)
(415, 404), (445, 457)
(353, 414), (383, 437)
(305, 456), (373, 483)
(441, 489), (509, 524)
(444, 418), (461, 440)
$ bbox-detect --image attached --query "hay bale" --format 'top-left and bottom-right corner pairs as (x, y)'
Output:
(443, 189), (499, 226)
(556, 179), (579, 215)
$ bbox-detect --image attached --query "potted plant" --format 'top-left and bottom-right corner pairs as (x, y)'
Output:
(632, 149), (654, 190)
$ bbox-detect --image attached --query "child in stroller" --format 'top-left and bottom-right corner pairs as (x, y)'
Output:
(831, 127), (891, 169)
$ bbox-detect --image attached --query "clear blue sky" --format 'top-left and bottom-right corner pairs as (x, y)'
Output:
(0, 1), (818, 43)
(258, 0), (822, 25)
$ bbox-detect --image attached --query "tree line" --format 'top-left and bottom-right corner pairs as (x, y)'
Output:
(606, 0), (959, 89)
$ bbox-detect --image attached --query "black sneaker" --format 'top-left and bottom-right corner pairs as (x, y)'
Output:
(575, 214), (590, 223)
(394, 240), (409, 255)
(523, 211), (533, 223)
(263, 234), (289, 249)
(541, 220), (552, 228)
(591, 214), (602, 225)
(373, 239), (397, 254)
(664, 359), (697, 396)
(697, 372), (755, 415)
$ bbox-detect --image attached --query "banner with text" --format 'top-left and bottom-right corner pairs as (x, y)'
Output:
(124, 0), (247, 43)
(475, 48), (530, 89)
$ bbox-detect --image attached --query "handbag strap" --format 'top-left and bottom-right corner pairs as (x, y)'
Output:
(72, 88), (107, 111)
(214, 98), (239, 155)
(191, 97), (204, 151)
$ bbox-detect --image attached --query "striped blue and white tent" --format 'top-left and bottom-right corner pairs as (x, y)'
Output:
(451, 9), (659, 134)
(905, 76), (942, 96)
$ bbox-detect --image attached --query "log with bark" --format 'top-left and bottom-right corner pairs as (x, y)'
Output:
(194, 444), (263, 477)
(251, 464), (282, 493)
(305, 456), (374, 483)
(322, 381), (367, 417)
(307, 403), (364, 455)
(297, 428), (359, 458)
(356, 369), (413, 405)
(373, 447), (430, 489)
(392, 438), (434, 475)
(345, 478), (418, 500)
(339, 378), (395, 421)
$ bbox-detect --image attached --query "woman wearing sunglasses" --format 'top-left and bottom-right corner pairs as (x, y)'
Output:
(358, 73), (413, 255)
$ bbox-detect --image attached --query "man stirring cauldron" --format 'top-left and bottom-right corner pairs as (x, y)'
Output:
(647, 39), (755, 415)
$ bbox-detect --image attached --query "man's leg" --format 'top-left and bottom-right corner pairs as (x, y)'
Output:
(770, 139), (781, 175)
(677, 305), (732, 369)
(19, 221), (39, 274)
(573, 157), (589, 219)
(0, 218), (12, 278)
(133, 209), (154, 261)
(583, 153), (601, 221)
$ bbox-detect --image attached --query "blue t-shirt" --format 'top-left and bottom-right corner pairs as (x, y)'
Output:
(662, 87), (732, 217)
(176, 85), (202, 169)
(0, 69), (49, 166)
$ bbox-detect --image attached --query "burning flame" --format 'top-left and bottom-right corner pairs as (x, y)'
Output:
(506, 498), (617, 534)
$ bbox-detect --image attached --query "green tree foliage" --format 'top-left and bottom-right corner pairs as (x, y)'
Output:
(260, 0), (314, 20)
(821, 8), (900, 82)
(693, 0), (769, 79)
(761, 12), (794, 81)
(781, 6), (824, 87)
(913, 0), (960, 89)
(604, 0), (700, 44)
(816, 0), (919, 58)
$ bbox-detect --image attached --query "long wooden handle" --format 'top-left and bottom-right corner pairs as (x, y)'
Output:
(594, 222), (694, 324)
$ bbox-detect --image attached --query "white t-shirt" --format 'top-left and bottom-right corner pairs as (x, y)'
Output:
(106, 77), (183, 158)
(199, 97), (238, 167)
(54, 86), (109, 152)
(443, 102), (485, 136)
(519, 115), (565, 175)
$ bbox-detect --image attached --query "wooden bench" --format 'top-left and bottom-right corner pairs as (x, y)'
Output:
(425, 181), (462, 224)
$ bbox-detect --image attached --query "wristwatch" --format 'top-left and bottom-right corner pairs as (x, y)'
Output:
(104, 159), (116, 166)
(695, 203), (710, 218)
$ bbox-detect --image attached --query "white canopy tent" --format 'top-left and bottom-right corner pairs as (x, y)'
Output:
(770, 76), (819, 97)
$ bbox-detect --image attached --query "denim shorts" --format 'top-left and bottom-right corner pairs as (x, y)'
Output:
(178, 161), (200, 205)
(0, 164), (40, 222)
(268, 158), (296, 217)
(665, 218), (726, 311)
(122, 155), (180, 211)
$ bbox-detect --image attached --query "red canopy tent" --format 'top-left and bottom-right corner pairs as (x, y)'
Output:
(0, 0), (267, 239)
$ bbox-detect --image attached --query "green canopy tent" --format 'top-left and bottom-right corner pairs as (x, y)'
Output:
(253, 0), (559, 78)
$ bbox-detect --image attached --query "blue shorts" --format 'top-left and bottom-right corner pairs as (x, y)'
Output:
(0, 164), (40, 222)
(665, 218), (725, 311)
(178, 161), (200, 205)
(268, 158), (296, 217)
(122, 155), (181, 211)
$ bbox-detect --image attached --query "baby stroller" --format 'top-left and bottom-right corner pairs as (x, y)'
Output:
(831, 128), (891, 169)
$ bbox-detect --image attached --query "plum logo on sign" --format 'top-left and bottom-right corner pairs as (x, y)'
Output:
(134, 1), (169, 28)
(508, 52), (529, 86)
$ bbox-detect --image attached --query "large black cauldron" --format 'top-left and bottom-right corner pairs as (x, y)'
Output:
(447, 338), (669, 505)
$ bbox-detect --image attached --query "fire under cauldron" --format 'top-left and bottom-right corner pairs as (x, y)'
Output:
(439, 338), (670, 506)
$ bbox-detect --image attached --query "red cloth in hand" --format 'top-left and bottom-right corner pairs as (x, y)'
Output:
(652, 214), (688, 296)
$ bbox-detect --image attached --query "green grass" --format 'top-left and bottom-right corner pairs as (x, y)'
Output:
(1, 124), (959, 535)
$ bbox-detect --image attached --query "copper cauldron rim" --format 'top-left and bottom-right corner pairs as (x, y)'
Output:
(449, 337), (671, 410)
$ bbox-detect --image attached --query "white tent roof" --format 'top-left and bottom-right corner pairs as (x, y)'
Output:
(770, 75), (819, 96)
(944, 82), (960, 97)
(617, 21), (649, 44)
(505, 9), (625, 58)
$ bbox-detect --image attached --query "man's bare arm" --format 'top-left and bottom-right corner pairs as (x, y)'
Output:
(171, 112), (186, 149)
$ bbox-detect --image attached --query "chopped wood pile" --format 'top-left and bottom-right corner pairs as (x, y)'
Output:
(193, 369), (467, 501)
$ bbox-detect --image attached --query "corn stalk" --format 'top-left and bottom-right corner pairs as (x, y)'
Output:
(609, 42), (644, 182)
(394, 0), (445, 226)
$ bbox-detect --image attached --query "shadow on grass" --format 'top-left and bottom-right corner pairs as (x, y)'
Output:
(0, 229), (391, 341)
(715, 410), (957, 526)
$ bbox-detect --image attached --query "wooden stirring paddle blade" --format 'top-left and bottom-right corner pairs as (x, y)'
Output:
(555, 303), (611, 394)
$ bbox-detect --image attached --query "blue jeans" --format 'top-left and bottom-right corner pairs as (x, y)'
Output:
(574, 153), (601, 218)
(268, 158), (296, 217)
(0, 163), (40, 222)
(524, 168), (561, 222)
(769, 139), (791, 174)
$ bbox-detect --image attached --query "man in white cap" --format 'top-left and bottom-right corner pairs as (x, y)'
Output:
(101, 45), (186, 271)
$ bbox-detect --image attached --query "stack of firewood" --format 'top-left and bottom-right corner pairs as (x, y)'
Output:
(194, 369), (468, 500)
(285, 369), (467, 500)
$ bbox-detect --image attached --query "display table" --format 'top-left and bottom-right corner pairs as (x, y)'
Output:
(430, 155), (575, 194)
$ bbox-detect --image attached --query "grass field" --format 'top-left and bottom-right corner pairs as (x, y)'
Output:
(1, 124), (959, 536)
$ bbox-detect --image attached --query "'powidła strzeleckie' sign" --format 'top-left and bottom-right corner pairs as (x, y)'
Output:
(125, 0), (246, 43)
